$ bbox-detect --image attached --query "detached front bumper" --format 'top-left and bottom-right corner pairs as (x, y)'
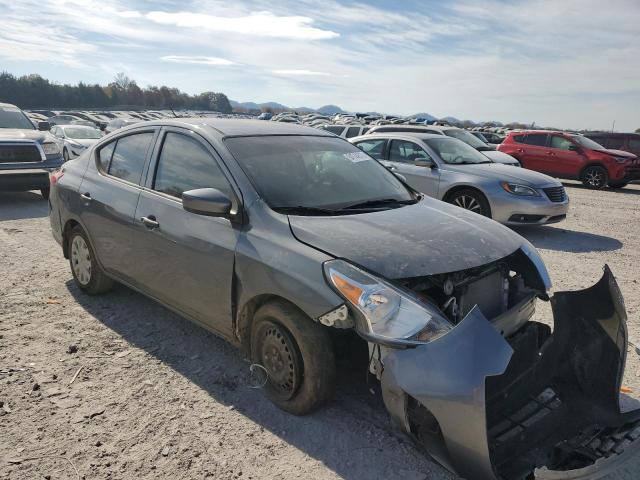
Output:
(380, 266), (640, 480)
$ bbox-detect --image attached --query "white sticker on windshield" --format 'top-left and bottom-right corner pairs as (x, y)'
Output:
(344, 151), (370, 163)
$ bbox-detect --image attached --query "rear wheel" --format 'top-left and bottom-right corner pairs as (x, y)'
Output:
(608, 181), (628, 189)
(251, 301), (335, 415)
(581, 166), (608, 189)
(68, 225), (114, 295)
(446, 189), (491, 218)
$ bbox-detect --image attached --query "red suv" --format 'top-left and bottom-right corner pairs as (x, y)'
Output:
(498, 130), (640, 189)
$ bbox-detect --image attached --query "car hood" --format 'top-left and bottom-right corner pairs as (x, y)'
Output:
(482, 150), (520, 165)
(288, 198), (524, 279)
(0, 128), (54, 144)
(442, 162), (560, 187)
(68, 138), (100, 147)
(598, 148), (637, 159)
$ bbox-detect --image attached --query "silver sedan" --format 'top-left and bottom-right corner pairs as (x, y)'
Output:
(351, 132), (569, 226)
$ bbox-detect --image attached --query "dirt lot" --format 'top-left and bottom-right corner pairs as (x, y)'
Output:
(1, 182), (639, 480)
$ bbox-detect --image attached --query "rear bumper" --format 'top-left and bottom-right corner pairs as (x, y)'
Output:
(379, 266), (640, 480)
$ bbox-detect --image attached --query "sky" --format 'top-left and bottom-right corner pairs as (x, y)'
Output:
(1, 0), (639, 131)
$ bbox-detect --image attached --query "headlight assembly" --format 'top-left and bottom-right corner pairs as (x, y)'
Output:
(42, 142), (61, 156)
(323, 259), (452, 347)
(500, 182), (540, 196)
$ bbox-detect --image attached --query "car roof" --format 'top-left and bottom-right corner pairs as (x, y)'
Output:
(124, 118), (334, 138)
(353, 132), (445, 141)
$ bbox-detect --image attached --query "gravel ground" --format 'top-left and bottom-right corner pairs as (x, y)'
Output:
(1, 182), (639, 480)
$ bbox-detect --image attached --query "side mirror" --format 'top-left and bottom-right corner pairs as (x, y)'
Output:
(414, 157), (434, 168)
(182, 188), (232, 217)
(38, 121), (51, 131)
(568, 145), (581, 152)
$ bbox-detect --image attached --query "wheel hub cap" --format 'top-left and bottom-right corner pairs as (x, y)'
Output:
(259, 323), (300, 399)
(71, 236), (92, 285)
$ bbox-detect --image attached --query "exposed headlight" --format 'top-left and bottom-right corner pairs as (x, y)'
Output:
(323, 259), (452, 346)
(501, 182), (540, 196)
(42, 142), (61, 156)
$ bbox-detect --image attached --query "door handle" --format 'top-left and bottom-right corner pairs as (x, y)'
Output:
(141, 215), (160, 229)
(546, 151), (555, 155)
(80, 192), (92, 201)
(516, 148), (524, 153)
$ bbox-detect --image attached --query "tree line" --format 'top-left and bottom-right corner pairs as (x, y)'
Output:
(0, 72), (233, 113)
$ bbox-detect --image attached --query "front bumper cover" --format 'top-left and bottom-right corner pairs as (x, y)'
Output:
(380, 266), (640, 480)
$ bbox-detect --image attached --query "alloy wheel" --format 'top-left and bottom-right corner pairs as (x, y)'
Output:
(71, 235), (92, 285)
(584, 168), (605, 188)
(453, 194), (483, 214)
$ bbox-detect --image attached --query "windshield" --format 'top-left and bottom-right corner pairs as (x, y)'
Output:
(0, 106), (35, 130)
(571, 135), (607, 150)
(444, 129), (488, 149)
(225, 135), (414, 211)
(425, 137), (493, 164)
(64, 127), (102, 139)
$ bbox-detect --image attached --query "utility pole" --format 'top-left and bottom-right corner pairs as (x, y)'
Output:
(612, 120), (615, 133)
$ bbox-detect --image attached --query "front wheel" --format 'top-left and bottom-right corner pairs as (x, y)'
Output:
(447, 189), (491, 217)
(251, 302), (335, 415)
(68, 225), (114, 295)
(581, 166), (608, 189)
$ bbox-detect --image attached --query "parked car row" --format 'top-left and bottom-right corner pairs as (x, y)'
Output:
(46, 117), (640, 480)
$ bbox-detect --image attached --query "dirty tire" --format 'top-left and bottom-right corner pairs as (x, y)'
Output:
(251, 301), (335, 415)
(68, 225), (114, 295)
(446, 188), (491, 218)
(581, 166), (608, 189)
(608, 181), (628, 189)
(40, 187), (50, 200)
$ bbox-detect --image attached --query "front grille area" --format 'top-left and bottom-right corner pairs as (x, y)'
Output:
(543, 186), (566, 202)
(0, 144), (42, 163)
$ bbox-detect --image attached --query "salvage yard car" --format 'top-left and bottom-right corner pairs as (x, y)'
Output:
(0, 102), (63, 199)
(48, 119), (640, 480)
(498, 130), (640, 189)
(352, 132), (568, 225)
(50, 124), (103, 161)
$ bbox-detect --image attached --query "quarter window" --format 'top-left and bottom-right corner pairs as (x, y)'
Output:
(107, 132), (154, 184)
(389, 140), (432, 163)
(354, 139), (386, 160)
(153, 132), (231, 199)
(550, 136), (574, 150)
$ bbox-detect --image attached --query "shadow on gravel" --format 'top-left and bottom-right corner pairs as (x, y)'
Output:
(515, 225), (623, 253)
(65, 280), (450, 480)
(0, 191), (48, 221)
(562, 182), (640, 196)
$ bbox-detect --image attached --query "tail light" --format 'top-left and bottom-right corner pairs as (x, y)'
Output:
(50, 169), (64, 185)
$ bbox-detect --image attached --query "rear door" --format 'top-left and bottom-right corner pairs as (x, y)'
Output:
(78, 129), (157, 283)
(387, 139), (440, 196)
(546, 134), (584, 178)
(352, 138), (387, 161)
(132, 128), (239, 337)
(518, 133), (550, 172)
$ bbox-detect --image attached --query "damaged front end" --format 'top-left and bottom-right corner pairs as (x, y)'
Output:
(324, 247), (639, 480)
(379, 265), (640, 480)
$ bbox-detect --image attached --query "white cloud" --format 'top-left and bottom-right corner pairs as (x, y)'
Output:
(146, 11), (339, 40)
(161, 55), (236, 66)
(272, 69), (331, 76)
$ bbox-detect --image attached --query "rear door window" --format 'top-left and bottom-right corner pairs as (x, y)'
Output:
(628, 138), (640, 151)
(153, 132), (231, 198)
(605, 137), (625, 149)
(324, 126), (344, 135)
(389, 140), (432, 163)
(354, 139), (387, 160)
(107, 132), (154, 184)
(522, 134), (548, 146)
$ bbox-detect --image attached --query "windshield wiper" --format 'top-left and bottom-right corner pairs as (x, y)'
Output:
(339, 197), (417, 210)
(272, 205), (342, 216)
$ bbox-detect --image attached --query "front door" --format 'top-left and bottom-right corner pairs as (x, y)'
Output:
(133, 129), (239, 337)
(386, 139), (440, 197)
(546, 135), (585, 178)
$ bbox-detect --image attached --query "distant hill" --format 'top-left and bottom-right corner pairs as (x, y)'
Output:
(317, 105), (345, 115)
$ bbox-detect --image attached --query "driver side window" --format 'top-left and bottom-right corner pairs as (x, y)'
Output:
(389, 140), (432, 164)
(550, 136), (574, 151)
